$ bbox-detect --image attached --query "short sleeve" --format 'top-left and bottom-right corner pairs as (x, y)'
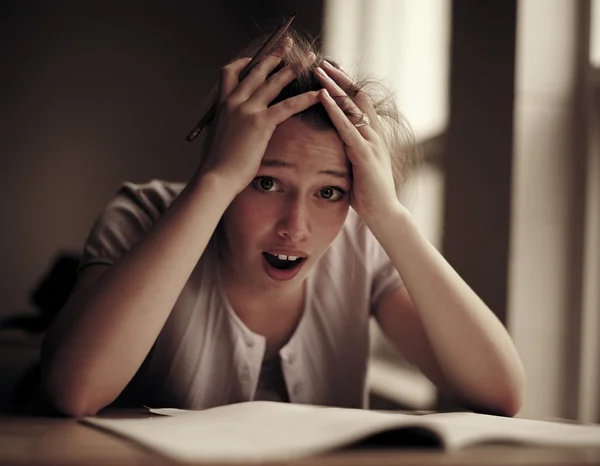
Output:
(77, 180), (184, 273)
(340, 209), (403, 315)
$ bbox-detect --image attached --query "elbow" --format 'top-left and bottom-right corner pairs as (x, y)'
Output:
(477, 390), (524, 418)
(502, 356), (527, 417)
(473, 366), (527, 418)
(40, 345), (105, 418)
(501, 371), (526, 417)
(47, 391), (102, 418)
(482, 348), (527, 417)
(41, 369), (103, 418)
(42, 373), (105, 417)
(462, 388), (523, 418)
(454, 359), (526, 418)
(493, 387), (524, 418)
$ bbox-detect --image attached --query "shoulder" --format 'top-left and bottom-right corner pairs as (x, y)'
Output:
(112, 179), (186, 220)
(315, 208), (376, 277)
(331, 208), (378, 262)
(319, 208), (402, 292)
(78, 179), (187, 268)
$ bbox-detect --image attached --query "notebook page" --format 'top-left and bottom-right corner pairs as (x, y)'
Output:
(83, 401), (439, 462)
(423, 412), (600, 449)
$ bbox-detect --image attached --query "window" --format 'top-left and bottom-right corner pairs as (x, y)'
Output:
(323, 0), (450, 409)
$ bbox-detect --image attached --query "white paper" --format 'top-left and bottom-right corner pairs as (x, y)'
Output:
(82, 401), (600, 463)
(84, 402), (441, 462)
(424, 412), (600, 449)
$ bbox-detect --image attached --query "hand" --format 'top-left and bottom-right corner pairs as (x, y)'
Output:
(198, 39), (319, 194)
(313, 61), (401, 225)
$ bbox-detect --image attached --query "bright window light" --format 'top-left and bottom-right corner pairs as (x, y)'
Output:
(591, 0), (600, 67)
(323, 0), (451, 141)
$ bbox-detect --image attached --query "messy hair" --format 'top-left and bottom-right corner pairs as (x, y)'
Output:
(203, 25), (418, 197)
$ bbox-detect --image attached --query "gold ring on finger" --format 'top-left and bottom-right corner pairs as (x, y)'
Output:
(354, 113), (370, 128)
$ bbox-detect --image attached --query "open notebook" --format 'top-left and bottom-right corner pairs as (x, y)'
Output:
(83, 401), (600, 463)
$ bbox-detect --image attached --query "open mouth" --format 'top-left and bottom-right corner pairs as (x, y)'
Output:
(262, 252), (305, 270)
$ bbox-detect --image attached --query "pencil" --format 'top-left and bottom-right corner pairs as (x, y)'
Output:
(186, 13), (297, 142)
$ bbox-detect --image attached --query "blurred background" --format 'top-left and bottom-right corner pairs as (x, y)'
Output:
(0, 0), (598, 422)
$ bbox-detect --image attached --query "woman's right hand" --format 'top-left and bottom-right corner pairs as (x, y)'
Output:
(197, 38), (319, 194)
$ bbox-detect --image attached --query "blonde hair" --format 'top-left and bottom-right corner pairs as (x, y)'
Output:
(204, 24), (419, 197)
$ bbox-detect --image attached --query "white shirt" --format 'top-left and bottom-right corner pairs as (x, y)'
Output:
(78, 180), (403, 410)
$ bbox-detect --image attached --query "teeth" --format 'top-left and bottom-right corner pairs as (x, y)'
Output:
(268, 253), (301, 261)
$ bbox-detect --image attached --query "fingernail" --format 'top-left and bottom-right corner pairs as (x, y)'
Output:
(323, 59), (348, 74)
(315, 66), (326, 77)
(322, 88), (330, 99)
(306, 52), (316, 61)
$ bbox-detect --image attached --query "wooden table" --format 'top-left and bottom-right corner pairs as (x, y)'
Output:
(1, 411), (600, 465)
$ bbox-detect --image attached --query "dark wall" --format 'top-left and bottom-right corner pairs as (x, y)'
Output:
(443, 0), (517, 325)
(0, 1), (324, 318)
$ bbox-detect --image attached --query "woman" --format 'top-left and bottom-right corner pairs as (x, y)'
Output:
(40, 29), (525, 417)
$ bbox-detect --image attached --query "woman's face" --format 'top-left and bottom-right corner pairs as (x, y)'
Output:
(220, 117), (351, 290)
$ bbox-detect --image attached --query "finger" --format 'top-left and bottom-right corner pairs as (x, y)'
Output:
(248, 52), (316, 107)
(319, 60), (384, 134)
(219, 57), (253, 103)
(267, 90), (321, 125)
(228, 37), (293, 103)
(317, 88), (367, 153)
(313, 66), (378, 141)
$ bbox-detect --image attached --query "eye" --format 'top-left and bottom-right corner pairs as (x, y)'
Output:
(318, 187), (345, 202)
(252, 176), (280, 193)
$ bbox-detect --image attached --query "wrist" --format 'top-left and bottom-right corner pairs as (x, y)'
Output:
(189, 170), (245, 202)
(365, 202), (414, 246)
(363, 201), (410, 233)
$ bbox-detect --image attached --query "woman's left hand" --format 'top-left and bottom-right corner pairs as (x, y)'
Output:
(313, 61), (401, 226)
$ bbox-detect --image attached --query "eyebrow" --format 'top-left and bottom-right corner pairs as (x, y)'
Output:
(261, 159), (351, 180)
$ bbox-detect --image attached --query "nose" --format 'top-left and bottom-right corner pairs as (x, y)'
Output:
(276, 197), (310, 242)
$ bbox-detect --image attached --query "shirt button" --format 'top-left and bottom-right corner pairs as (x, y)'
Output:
(286, 353), (296, 365)
(292, 383), (303, 396)
(245, 338), (254, 348)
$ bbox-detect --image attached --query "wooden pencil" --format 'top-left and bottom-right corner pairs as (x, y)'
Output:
(186, 13), (296, 142)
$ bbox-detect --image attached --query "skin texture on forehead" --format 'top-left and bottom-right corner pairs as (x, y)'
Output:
(264, 117), (350, 175)
(219, 116), (352, 300)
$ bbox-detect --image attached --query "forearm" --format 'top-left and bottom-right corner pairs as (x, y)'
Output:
(42, 172), (236, 416)
(369, 204), (526, 416)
